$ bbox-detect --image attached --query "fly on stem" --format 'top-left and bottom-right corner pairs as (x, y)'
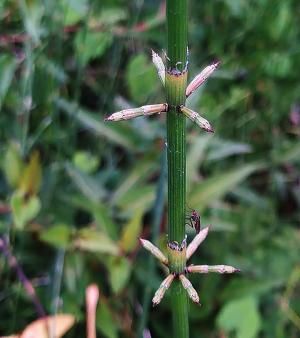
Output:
(186, 207), (201, 234)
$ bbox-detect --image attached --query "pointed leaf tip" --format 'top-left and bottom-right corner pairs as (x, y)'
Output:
(152, 274), (174, 306)
(205, 125), (214, 133)
(105, 104), (167, 122)
(151, 50), (165, 86)
(186, 61), (221, 97)
(179, 275), (200, 304)
(186, 225), (211, 260)
(187, 264), (239, 274)
(180, 106), (214, 133)
(139, 238), (168, 265)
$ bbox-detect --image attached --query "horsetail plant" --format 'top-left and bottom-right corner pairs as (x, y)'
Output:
(139, 225), (239, 307)
(106, 0), (239, 337)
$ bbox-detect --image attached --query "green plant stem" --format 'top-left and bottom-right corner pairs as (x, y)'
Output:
(166, 0), (189, 337)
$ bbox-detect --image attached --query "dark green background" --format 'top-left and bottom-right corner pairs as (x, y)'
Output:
(0, 0), (299, 337)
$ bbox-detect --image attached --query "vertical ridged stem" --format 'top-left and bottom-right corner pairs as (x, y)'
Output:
(166, 0), (189, 337)
(166, 72), (187, 248)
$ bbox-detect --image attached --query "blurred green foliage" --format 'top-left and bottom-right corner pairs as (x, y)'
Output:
(0, 0), (300, 337)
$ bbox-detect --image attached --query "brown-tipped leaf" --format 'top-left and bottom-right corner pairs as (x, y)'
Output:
(180, 106), (214, 133)
(187, 264), (240, 274)
(179, 275), (200, 305)
(140, 238), (168, 265)
(186, 225), (211, 260)
(105, 103), (167, 122)
(152, 50), (165, 85)
(186, 61), (220, 98)
(152, 274), (175, 306)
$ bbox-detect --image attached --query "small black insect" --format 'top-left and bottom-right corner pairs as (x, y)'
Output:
(186, 208), (201, 234)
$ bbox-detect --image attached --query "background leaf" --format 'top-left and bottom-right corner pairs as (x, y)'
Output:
(40, 224), (72, 248)
(73, 228), (119, 255)
(119, 209), (144, 253)
(108, 256), (131, 294)
(75, 31), (113, 66)
(126, 54), (158, 104)
(189, 163), (264, 211)
(217, 296), (261, 338)
(96, 301), (118, 338)
(0, 55), (17, 109)
(11, 192), (41, 230)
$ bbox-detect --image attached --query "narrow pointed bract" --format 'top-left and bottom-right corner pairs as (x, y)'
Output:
(186, 225), (210, 260)
(152, 50), (166, 86)
(152, 274), (175, 306)
(186, 61), (220, 98)
(180, 106), (214, 133)
(105, 103), (168, 122)
(179, 275), (200, 305)
(187, 264), (240, 274)
(140, 238), (168, 266)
